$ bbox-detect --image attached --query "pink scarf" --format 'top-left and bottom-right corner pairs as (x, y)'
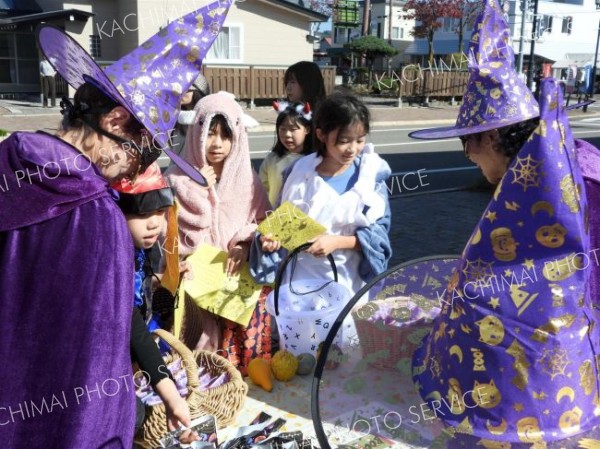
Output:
(165, 93), (271, 258)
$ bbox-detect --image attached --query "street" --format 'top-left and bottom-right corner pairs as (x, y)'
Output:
(245, 116), (600, 196)
(6, 99), (600, 196)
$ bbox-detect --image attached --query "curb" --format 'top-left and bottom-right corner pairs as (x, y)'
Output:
(247, 119), (458, 134)
(371, 119), (457, 129)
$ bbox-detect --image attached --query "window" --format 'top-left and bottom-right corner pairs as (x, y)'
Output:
(400, 28), (404, 38)
(0, 32), (37, 85)
(370, 20), (378, 36)
(441, 17), (458, 33)
(562, 16), (572, 34)
(206, 26), (242, 62)
(89, 35), (101, 58)
(392, 26), (400, 39)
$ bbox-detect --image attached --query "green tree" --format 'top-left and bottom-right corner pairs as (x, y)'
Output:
(344, 35), (398, 84)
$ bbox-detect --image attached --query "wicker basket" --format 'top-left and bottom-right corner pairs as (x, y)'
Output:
(134, 329), (248, 449)
(351, 297), (438, 371)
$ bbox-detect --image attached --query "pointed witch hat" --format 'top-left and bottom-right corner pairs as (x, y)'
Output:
(409, 0), (539, 140)
(412, 77), (600, 443)
(36, 0), (232, 185)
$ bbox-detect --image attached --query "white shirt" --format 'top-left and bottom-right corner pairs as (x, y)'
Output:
(279, 144), (387, 297)
(40, 60), (56, 77)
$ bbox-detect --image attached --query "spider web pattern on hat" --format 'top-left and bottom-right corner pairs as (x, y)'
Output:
(412, 77), (600, 443)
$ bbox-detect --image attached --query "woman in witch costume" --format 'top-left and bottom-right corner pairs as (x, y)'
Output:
(408, 0), (600, 445)
(0, 1), (231, 447)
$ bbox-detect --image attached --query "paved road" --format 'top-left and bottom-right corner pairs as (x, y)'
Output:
(245, 118), (600, 196)
(387, 188), (492, 267)
(385, 124), (600, 268)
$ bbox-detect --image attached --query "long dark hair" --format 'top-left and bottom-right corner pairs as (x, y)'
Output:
(313, 92), (370, 157)
(284, 61), (326, 110)
(271, 104), (312, 157)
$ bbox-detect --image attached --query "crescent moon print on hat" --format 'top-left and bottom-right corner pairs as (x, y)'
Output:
(412, 77), (600, 443)
(409, 0), (539, 140)
(36, 0), (232, 184)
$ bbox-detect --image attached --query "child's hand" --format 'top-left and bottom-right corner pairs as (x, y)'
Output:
(155, 378), (199, 444)
(227, 242), (250, 276)
(164, 394), (199, 444)
(200, 165), (217, 188)
(306, 235), (338, 257)
(260, 234), (281, 253)
(179, 260), (194, 280)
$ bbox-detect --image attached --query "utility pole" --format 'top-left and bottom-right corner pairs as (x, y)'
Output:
(584, 17), (600, 112)
(388, 0), (393, 44)
(526, 0), (539, 89)
(387, 0), (394, 76)
(517, 0), (527, 75)
(362, 0), (371, 36)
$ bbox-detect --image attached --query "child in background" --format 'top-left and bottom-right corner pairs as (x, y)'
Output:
(284, 61), (326, 111)
(172, 73), (211, 157)
(254, 92), (392, 298)
(165, 92), (272, 374)
(112, 163), (197, 444)
(259, 101), (313, 205)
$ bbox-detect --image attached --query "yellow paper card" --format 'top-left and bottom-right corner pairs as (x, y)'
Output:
(257, 201), (326, 251)
(184, 244), (262, 326)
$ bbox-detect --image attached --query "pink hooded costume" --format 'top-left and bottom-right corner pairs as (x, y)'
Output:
(165, 93), (272, 365)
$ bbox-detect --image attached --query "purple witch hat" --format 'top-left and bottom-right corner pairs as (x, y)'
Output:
(36, 0), (232, 185)
(412, 77), (600, 443)
(409, 0), (539, 140)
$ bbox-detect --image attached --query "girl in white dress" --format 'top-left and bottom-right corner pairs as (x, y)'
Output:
(253, 92), (392, 298)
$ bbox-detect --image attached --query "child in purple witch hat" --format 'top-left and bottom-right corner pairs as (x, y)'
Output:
(0, 1), (231, 447)
(408, 0), (600, 445)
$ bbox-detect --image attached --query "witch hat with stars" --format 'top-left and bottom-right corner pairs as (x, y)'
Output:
(35, 0), (232, 185)
(412, 76), (600, 443)
(409, 0), (539, 140)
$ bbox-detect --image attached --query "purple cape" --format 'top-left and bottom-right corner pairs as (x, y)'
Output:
(0, 132), (135, 448)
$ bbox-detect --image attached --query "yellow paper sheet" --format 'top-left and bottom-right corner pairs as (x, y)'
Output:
(257, 201), (326, 251)
(184, 245), (262, 326)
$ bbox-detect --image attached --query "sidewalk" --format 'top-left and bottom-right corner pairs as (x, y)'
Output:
(2, 96), (600, 134)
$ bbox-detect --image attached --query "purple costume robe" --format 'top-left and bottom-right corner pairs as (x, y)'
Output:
(412, 79), (600, 443)
(0, 132), (135, 448)
(576, 139), (600, 303)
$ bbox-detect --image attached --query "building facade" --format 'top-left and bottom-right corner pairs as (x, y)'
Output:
(0, 0), (326, 96)
(507, 0), (600, 82)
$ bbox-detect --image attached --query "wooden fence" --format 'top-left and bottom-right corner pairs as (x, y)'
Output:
(370, 70), (471, 99)
(203, 65), (336, 105)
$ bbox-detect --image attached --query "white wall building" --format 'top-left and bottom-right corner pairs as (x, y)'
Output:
(369, 0), (415, 66)
(507, 0), (600, 79)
